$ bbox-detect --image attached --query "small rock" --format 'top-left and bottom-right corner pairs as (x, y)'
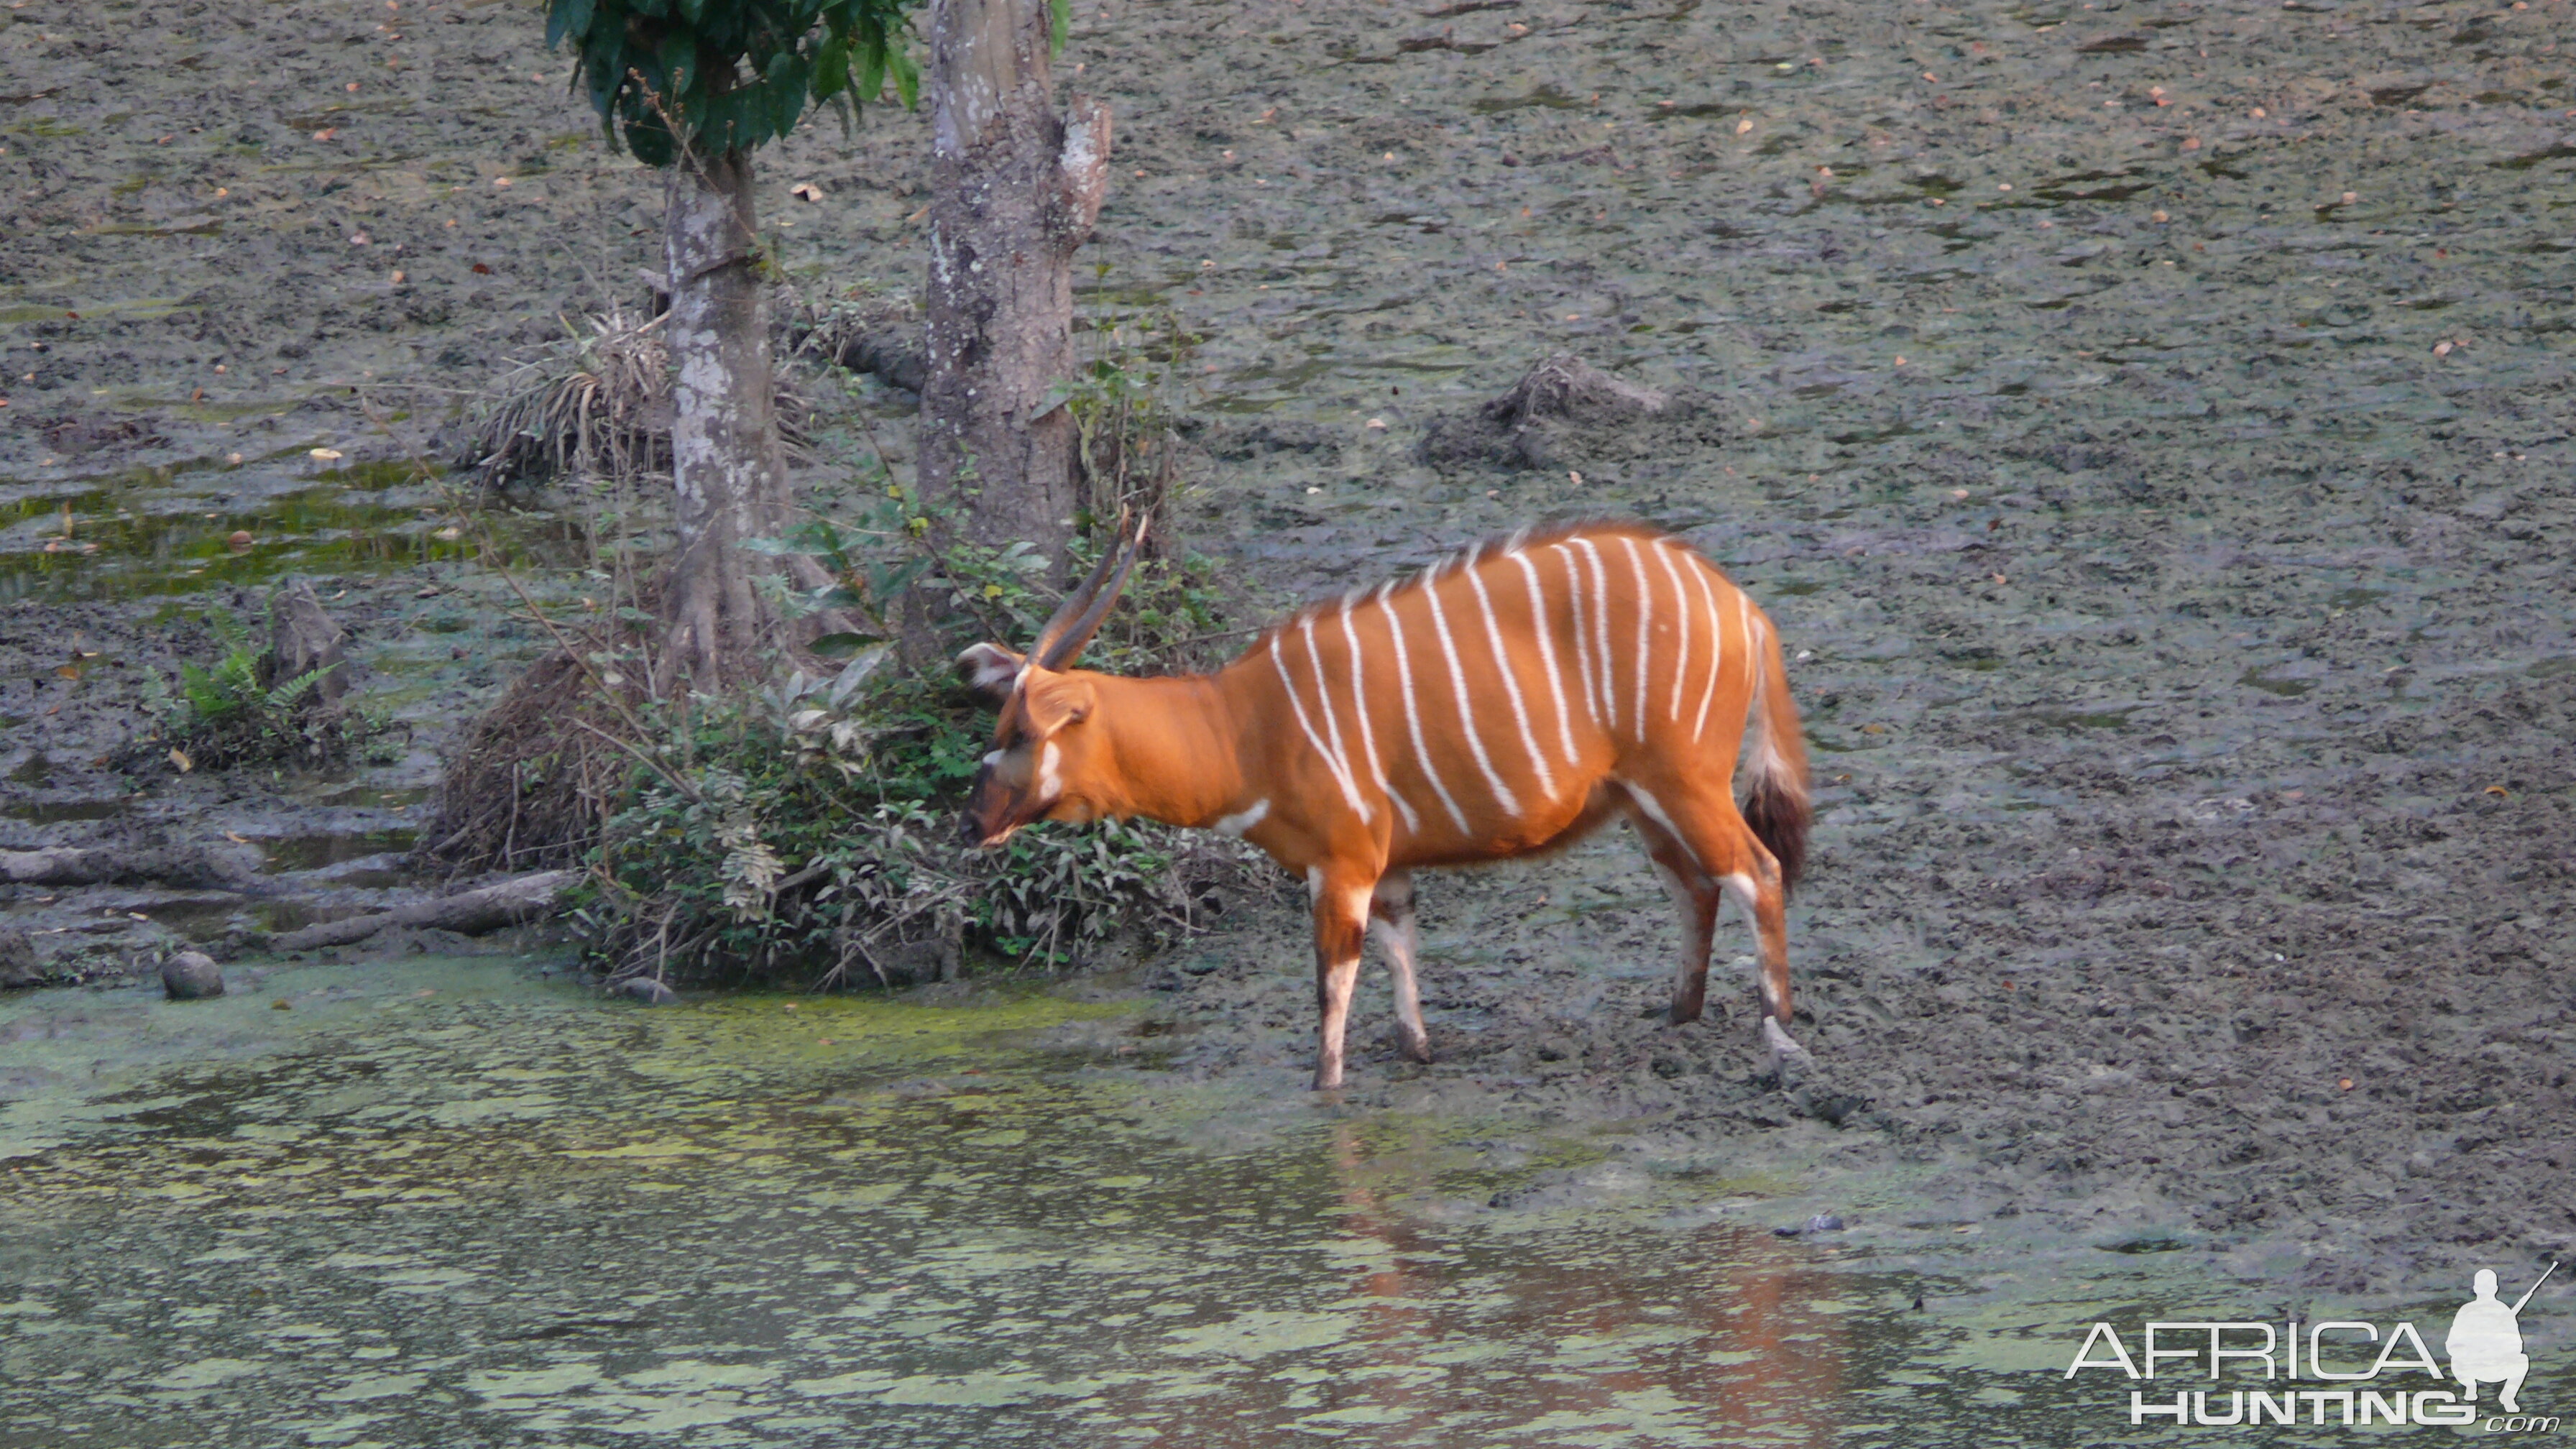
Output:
(1773, 1213), (1846, 1238)
(617, 977), (677, 1005)
(0, 925), (43, 989)
(162, 949), (226, 1000)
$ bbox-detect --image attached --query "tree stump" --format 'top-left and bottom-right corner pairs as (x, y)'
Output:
(262, 579), (352, 706)
(0, 925), (42, 990)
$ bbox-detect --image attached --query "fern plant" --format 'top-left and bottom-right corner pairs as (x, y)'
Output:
(138, 607), (369, 770)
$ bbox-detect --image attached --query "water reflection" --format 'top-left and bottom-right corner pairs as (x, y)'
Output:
(0, 965), (1954, 1447)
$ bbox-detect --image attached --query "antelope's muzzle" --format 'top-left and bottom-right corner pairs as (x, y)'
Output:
(960, 765), (1018, 849)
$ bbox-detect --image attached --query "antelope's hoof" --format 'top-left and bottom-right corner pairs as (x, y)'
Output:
(1763, 1018), (1813, 1083)
(1668, 998), (1706, 1026)
(1400, 1034), (1434, 1064)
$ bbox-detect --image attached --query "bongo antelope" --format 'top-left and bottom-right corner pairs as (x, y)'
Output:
(960, 518), (1811, 1090)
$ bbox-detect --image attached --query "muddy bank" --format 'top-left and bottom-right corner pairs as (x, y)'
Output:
(3, 0), (2572, 1326)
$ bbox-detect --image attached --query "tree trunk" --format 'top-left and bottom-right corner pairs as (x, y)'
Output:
(921, 0), (1113, 566)
(661, 145), (793, 690)
(270, 870), (578, 952)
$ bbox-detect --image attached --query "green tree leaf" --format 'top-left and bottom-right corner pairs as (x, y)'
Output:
(808, 632), (882, 658)
(544, 0), (919, 165)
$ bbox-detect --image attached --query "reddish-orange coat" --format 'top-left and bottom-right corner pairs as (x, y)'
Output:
(963, 521), (1810, 1089)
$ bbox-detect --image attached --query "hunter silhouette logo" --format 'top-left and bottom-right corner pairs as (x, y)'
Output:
(2450, 1264), (2553, 1414)
(2064, 1262), (2559, 1430)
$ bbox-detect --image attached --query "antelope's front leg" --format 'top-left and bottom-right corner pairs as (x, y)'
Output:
(1310, 870), (1376, 1090)
(1370, 872), (1432, 1064)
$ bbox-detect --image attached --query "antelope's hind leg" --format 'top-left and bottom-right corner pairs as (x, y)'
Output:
(1370, 872), (1432, 1064)
(1630, 817), (1721, 1026)
(1630, 785), (1806, 1066)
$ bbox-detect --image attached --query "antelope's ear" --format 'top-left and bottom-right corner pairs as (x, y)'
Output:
(957, 643), (1025, 702)
(1019, 674), (1096, 735)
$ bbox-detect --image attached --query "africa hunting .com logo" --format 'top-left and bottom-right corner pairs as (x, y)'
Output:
(2062, 1264), (2558, 1430)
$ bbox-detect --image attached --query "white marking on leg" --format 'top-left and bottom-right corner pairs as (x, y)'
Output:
(1039, 742), (1063, 802)
(1299, 614), (1369, 822)
(1506, 551), (1579, 765)
(1466, 558), (1557, 801)
(1372, 913), (1428, 1055)
(1762, 1016), (1810, 1062)
(1688, 559), (1726, 741)
(1718, 868), (1775, 1013)
(1655, 540), (1693, 722)
(1378, 582), (1472, 834)
(1624, 783), (1702, 872)
(1307, 865), (1325, 901)
(980, 750), (1003, 769)
(1422, 570), (1522, 817)
(1570, 535), (1618, 731)
(1269, 632), (1372, 823)
(1620, 535), (1653, 740)
(1550, 544), (1602, 728)
(1214, 799), (1270, 836)
(1315, 880), (1376, 1087)
(1338, 601), (1420, 834)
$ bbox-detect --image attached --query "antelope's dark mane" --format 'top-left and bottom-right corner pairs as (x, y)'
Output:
(1242, 517), (1696, 660)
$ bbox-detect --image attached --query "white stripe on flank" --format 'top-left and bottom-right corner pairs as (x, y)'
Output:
(1570, 536), (1618, 730)
(1422, 569), (1522, 817)
(1268, 632), (1371, 822)
(1620, 535), (1652, 740)
(1737, 593), (1758, 701)
(1338, 600), (1420, 834)
(1506, 550), (1579, 765)
(1551, 544), (1602, 727)
(1377, 581), (1472, 834)
(1655, 540), (1693, 722)
(1689, 557), (1726, 741)
(1466, 556), (1557, 801)
(1299, 614), (1368, 824)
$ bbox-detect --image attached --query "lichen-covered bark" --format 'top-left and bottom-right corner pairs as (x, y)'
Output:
(921, 0), (1113, 567)
(661, 147), (792, 690)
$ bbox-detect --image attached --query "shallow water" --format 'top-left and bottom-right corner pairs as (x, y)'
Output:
(5, 962), (2561, 1447)
(0, 455), (580, 605)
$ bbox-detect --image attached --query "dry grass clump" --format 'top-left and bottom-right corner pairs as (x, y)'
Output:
(786, 288), (926, 392)
(459, 304), (811, 490)
(460, 305), (672, 489)
(419, 644), (638, 875)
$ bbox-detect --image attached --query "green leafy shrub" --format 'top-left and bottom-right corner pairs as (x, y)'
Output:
(571, 484), (1254, 988)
